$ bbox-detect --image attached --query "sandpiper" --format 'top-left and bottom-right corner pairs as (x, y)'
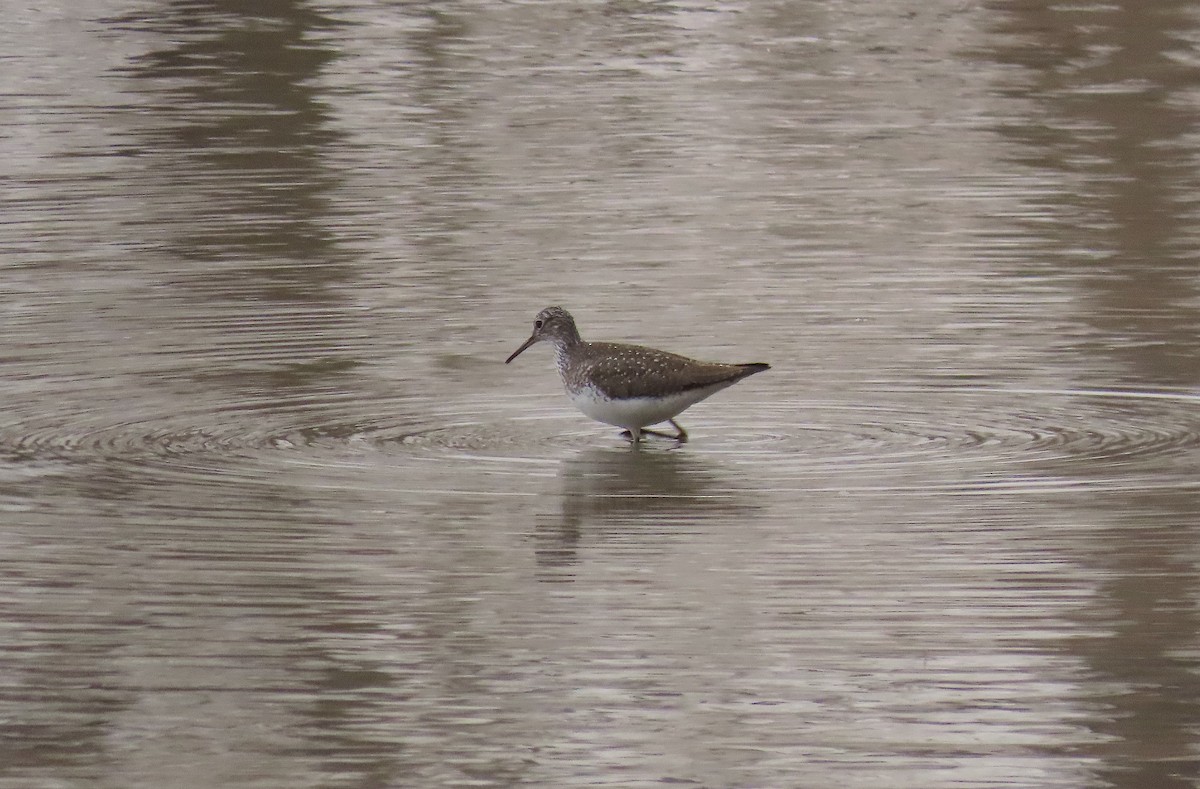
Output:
(505, 306), (769, 442)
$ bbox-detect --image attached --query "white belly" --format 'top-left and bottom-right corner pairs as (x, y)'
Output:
(566, 384), (726, 430)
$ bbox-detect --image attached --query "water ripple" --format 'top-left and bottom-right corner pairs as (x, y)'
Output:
(728, 386), (1200, 494)
(0, 386), (1195, 497)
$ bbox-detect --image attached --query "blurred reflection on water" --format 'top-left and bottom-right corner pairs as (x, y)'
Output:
(0, 1), (1198, 787)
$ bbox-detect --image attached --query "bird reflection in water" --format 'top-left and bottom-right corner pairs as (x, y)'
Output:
(532, 446), (759, 581)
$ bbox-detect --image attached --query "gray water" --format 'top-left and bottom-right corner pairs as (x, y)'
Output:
(2, 1), (1199, 787)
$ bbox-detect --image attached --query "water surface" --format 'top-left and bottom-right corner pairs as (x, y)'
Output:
(1, 1), (1199, 787)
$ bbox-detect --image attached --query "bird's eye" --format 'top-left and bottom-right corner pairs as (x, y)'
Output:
(534, 320), (543, 329)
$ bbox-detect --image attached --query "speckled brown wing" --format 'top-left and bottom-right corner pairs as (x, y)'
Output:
(569, 342), (769, 400)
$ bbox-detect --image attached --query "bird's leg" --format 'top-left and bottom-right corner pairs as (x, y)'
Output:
(631, 422), (688, 442)
(620, 427), (643, 444)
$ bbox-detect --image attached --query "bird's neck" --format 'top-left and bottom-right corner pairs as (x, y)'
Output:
(552, 336), (584, 375)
